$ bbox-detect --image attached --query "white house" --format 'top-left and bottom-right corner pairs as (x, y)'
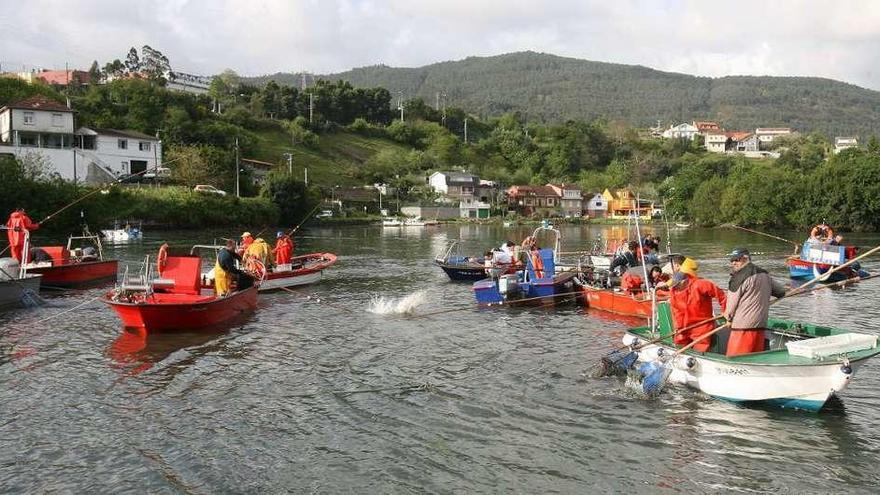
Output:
(704, 131), (728, 153)
(585, 193), (608, 218)
(755, 127), (792, 145)
(459, 198), (491, 219)
(165, 70), (213, 95)
(0, 95), (78, 179)
(834, 137), (858, 154)
(661, 122), (698, 140)
(75, 127), (162, 180)
(547, 183), (583, 217)
(428, 171), (479, 202)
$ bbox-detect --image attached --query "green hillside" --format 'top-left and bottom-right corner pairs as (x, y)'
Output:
(252, 51), (880, 137)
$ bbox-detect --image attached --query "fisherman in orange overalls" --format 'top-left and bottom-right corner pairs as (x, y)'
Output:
(5, 208), (40, 262)
(669, 257), (727, 352)
(273, 231), (294, 266)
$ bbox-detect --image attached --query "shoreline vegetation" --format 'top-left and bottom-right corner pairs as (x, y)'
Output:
(3, 52), (880, 232)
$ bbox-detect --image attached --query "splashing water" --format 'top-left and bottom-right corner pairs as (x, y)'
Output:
(367, 290), (427, 315)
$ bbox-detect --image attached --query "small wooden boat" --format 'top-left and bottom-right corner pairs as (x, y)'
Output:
(22, 231), (118, 289)
(103, 252), (258, 331)
(258, 252), (337, 291)
(674, 223), (691, 228)
(786, 241), (867, 282)
(625, 302), (880, 411)
(582, 285), (667, 318)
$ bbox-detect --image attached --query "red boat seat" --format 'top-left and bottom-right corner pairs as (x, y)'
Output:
(160, 256), (202, 295)
(39, 246), (69, 266)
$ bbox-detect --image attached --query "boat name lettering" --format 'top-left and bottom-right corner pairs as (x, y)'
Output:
(718, 366), (749, 375)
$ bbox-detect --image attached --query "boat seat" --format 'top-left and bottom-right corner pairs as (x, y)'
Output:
(526, 248), (555, 281)
(160, 256), (203, 295)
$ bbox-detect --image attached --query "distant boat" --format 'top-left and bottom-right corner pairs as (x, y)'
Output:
(675, 223), (691, 228)
(382, 216), (438, 227)
(101, 221), (143, 242)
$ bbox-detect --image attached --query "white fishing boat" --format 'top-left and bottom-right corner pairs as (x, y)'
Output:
(382, 216), (438, 227)
(674, 223), (691, 228)
(624, 302), (880, 411)
(101, 221), (143, 242)
(381, 217), (403, 227)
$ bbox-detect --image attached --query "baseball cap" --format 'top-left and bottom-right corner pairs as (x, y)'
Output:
(679, 257), (699, 276)
(277, 231), (284, 238)
(728, 247), (750, 261)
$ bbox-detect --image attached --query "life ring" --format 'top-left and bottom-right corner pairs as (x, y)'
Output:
(810, 224), (833, 242)
(157, 243), (169, 275)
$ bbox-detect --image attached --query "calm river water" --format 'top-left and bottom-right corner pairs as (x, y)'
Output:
(2, 224), (880, 493)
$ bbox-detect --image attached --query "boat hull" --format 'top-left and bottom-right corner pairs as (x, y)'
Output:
(786, 256), (855, 282)
(104, 286), (258, 331)
(259, 253), (337, 292)
(28, 260), (118, 289)
(582, 286), (663, 318)
(473, 272), (578, 305)
(0, 275), (42, 310)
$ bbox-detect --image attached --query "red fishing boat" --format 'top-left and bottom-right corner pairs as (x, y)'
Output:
(22, 232), (118, 289)
(103, 252), (258, 331)
(581, 286), (668, 318)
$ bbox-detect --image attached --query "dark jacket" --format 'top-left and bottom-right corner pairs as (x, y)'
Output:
(218, 248), (243, 275)
(726, 262), (786, 329)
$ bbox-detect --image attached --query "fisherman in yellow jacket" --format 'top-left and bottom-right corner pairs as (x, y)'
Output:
(215, 239), (244, 296)
(244, 237), (271, 267)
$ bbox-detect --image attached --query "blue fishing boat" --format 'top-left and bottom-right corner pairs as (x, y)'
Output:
(786, 241), (867, 282)
(434, 240), (517, 282)
(472, 225), (578, 305)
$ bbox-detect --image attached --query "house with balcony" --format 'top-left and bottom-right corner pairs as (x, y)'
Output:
(506, 185), (560, 216)
(428, 171), (479, 202)
(728, 132), (759, 152)
(547, 183), (583, 217)
(602, 188), (654, 218)
(694, 121), (721, 134)
(75, 127), (162, 181)
(585, 192), (609, 218)
(0, 95), (77, 179)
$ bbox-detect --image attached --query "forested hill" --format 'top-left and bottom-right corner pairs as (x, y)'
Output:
(251, 51), (880, 137)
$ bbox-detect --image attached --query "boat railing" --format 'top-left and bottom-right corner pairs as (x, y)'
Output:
(437, 240), (463, 263)
(66, 228), (105, 261)
(530, 222), (562, 264)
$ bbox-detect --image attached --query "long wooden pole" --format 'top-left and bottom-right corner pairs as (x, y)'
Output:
(725, 224), (800, 253)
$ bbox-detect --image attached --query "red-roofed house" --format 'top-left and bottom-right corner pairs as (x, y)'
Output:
(35, 70), (90, 86)
(694, 121), (721, 133)
(506, 185), (560, 216)
(727, 132), (759, 152)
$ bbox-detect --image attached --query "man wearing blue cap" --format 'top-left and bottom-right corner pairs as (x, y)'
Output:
(722, 247), (786, 356)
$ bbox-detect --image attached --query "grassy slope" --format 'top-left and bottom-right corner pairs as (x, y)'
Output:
(248, 128), (410, 187)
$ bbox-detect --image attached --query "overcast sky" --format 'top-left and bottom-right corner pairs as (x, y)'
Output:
(3, 0), (880, 89)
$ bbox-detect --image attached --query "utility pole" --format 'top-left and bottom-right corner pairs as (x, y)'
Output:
(309, 93), (314, 124)
(464, 118), (468, 144)
(304, 167), (308, 187)
(441, 91), (447, 127)
(284, 152), (293, 174)
(397, 91), (404, 123)
(235, 137), (240, 197)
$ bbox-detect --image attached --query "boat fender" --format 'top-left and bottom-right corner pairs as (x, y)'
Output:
(622, 334), (639, 347)
(650, 346), (666, 360)
(674, 356), (697, 371)
(831, 364), (853, 392)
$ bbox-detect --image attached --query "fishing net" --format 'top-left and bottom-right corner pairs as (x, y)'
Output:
(596, 348), (639, 377)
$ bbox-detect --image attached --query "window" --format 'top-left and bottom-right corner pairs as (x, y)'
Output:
(23, 112), (34, 125)
(52, 113), (63, 127)
(118, 139), (127, 150)
(19, 133), (37, 147)
(139, 141), (151, 152)
(595, 201), (603, 207)
(121, 161), (128, 173)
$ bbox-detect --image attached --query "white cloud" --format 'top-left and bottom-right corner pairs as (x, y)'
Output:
(2, 0), (880, 89)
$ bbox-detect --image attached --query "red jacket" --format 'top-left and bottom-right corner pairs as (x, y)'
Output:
(6, 211), (39, 248)
(670, 275), (727, 339)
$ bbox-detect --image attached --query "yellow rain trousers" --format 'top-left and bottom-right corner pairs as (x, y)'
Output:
(214, 259), (233, 296)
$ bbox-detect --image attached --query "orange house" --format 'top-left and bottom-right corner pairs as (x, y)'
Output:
(602, 188), (653, 218)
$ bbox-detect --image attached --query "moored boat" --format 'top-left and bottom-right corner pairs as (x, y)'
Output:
(22, 231), (118, 289)
(434, 240), (518, 282)
(581, 285), (666, 318)
(624, 302), (880, 411)
(101, 221), (143, 242)
(103, 251), (258, 331)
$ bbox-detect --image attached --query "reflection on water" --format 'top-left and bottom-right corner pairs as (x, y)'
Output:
(1, 224), (879, 492)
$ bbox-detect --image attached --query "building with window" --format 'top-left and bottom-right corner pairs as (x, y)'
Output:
(0, 96), (78, 178)
(834, 136), (859, 154)
(75, 127), (162, 180)
(506, 185), (560, 216)
(585, 193), (609, 218)
(755, 127), (792, 146)
(428, 171), (479, 202)
(546, 183), (583, 217)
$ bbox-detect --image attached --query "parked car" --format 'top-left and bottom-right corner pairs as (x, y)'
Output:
(316, 210), (333, 218)
(144, 166), (171, 178)
(194, 184), (227, 196)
